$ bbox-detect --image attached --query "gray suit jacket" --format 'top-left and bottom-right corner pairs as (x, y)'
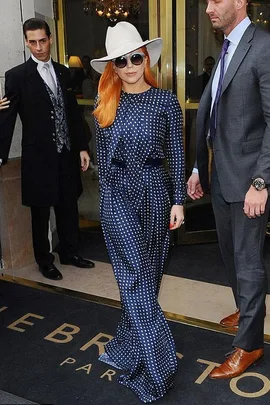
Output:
(196, 24), (270, 202)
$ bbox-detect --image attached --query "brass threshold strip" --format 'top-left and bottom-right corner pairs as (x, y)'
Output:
(1, 274), (270, 344)
(1, 274), (121, 309)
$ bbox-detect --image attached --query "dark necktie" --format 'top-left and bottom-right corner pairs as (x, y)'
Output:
(209, 39), (230, 141)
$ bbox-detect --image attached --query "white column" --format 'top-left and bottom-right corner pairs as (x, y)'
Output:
(0, 0), (25, 158)
(0, 0), (54, 158)
(34, 0), (53, 18)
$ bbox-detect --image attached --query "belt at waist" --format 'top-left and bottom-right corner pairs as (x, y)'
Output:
(111, 157), (164, 169)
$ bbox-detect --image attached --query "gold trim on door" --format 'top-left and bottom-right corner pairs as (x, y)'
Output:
(176, 0), (186, 117)
(54, 0), (216, 244)
(159, 0), (173, 90)
(55, 0), (67, 65)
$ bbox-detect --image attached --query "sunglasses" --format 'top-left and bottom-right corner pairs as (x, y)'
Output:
(113, 52), (146, 69)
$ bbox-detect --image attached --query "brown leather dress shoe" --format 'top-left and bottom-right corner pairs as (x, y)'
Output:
(220, 309), (240, 327)
(209, 347), (264, 379)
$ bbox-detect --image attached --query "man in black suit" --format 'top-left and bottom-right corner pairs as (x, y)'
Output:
(197, 56), (215, 97)
(191, 56), (215, 99)
(72, 55), (91, 94)
(0, 98), (10, 110)
(0, 18), (95, 280)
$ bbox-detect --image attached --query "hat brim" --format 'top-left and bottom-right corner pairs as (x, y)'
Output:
(90, 38), (163, 74)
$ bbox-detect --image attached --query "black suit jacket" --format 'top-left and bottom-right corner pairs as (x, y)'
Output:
(72, 68), (88, 94)
(0, 58), (89, 206)
(190, 72), (211, 99)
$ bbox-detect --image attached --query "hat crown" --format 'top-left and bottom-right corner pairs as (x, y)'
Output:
(90, 22), (162, 74)
(105, 22), (143, 56)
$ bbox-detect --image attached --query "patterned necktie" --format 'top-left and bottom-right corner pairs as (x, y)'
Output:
(209, 39), (230, 141)
(43, 63), (57, 97)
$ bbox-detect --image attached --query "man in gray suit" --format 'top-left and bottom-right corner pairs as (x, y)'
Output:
(187, 0), (270, 378)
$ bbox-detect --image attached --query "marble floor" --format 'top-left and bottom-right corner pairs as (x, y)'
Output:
(2, 252), (270, 340)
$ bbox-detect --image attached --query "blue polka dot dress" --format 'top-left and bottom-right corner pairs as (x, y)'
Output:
(95, 87), (186, 403)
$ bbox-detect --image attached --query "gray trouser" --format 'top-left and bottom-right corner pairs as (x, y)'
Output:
(211, 166), (269, 350)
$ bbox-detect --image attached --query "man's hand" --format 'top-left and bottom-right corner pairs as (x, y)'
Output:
(244, 185), (268, 218)
(187, 172), (204, 200)
(169, 205), (184, 230)
(80, 151), (90, 172)
(0, 97), (10, 110)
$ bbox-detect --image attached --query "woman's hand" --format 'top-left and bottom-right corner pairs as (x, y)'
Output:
(0, 97), (10, 110)
(169, 205), (184, 230)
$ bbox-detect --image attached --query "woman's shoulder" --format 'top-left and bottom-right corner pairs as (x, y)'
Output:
(150, 88), (179, 110)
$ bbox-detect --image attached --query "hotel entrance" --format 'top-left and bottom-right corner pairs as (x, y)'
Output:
(1, 5), (270, 402)
(55, 0), (270, 243)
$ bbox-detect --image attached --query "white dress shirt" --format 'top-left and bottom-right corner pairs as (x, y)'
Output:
(210, 17), (251, 112)
(31, 54), (57, 90)
(193, 17), (251, 174)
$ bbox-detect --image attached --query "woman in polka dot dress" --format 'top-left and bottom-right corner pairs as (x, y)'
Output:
(91, 22), (186, 403)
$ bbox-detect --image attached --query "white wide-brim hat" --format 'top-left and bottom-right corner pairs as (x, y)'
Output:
(90, 21), (163, 74)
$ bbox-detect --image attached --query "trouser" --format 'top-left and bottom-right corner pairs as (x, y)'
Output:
(211, 165), (269, 350)
(31, 200), (79, 268)
(31, 148), (80, 267)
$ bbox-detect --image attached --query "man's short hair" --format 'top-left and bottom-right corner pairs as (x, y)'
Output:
(23, 18), (51, 39)
(205, 56), (215, 63)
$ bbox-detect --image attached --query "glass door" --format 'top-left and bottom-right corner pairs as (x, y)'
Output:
(177, 0), (221, 243)
(175, 0), (270, 244)
(55, 0), (270, 241)
(55, 0), (174, 226)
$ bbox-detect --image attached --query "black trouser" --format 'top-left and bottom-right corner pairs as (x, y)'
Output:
(31, 200), (79, 268)
(211, 164), (269, 350)
(31, 148), (80, 267)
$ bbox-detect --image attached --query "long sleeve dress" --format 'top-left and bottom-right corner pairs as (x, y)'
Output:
(95, 87), (186, 403)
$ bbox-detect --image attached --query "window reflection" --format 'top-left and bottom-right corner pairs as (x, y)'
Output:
(248, 1), (270, 32)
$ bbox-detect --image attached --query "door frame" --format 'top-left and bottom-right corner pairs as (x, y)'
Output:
(55, 0), (217, 244)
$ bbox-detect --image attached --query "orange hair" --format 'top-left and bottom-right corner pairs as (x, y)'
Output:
(94, 47), (158, 128)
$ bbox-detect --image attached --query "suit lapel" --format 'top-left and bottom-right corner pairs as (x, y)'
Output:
(221, 45), (251, 96)
(26, 58), (52, 105)
(221, 24), (255, 96)
(53, 62), (64, 92)
(53, 61), (69, 108)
